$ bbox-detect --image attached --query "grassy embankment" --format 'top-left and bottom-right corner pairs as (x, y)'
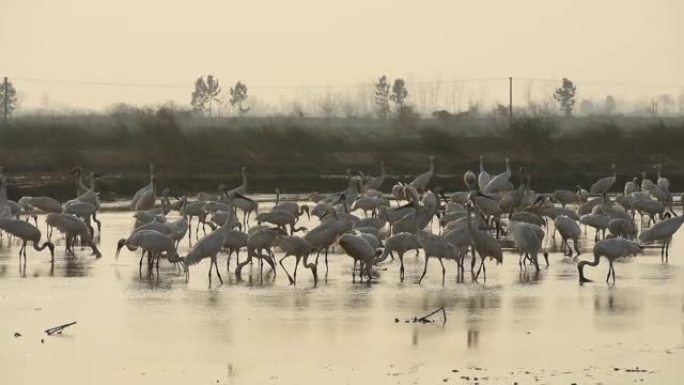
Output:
(1, 109), (683, 200)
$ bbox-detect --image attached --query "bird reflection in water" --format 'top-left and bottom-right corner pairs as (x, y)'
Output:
(467, 329), (479, 348)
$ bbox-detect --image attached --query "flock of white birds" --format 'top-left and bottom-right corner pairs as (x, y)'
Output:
(0, 156), (683, 286)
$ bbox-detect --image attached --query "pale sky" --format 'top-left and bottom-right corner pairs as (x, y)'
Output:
(1, 0), (683, 112)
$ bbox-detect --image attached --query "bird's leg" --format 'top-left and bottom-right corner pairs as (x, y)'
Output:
(574, 238), (581, 257)
(155, 253), (160, 276)
(606, 262), (612, 283)
(279, 254), (294, 284)
(293, 256), (300, 284)
(324, 248), (329, 277)
(470, 248), (477, 272)
(19, 240), (26, 262)
(93, 213), (102, 234)
(665, 239), (670, 262)
(139, 252), (144, 275)
(214, 257), (223, 284)
(418, 255), (430, 284)
(438, 258), (446, 285)
(399, 252), (405, 282)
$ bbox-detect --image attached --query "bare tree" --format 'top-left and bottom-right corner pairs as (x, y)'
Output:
(318, 93), (338, 119)
(374, 75), (390, 119)
(605, 95), (617, 115)
(390, 78), (408, 110)
(553, 78), (577, 116)
(190, 75), (221, 117)
(1, 78), (18, 122)
(229, 81), (250, 117)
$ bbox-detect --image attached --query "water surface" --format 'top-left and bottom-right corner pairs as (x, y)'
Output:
(1, 206), (683, 384)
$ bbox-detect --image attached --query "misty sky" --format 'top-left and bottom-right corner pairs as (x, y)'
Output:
(1, 0), (683, 111)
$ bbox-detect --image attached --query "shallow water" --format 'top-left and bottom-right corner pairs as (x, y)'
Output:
(1, 204), (684, 385)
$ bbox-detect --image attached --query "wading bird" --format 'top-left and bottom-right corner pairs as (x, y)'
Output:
(578, 238), (642, 284)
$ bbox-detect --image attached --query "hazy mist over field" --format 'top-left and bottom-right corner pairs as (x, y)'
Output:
(2, 0), (683, 111)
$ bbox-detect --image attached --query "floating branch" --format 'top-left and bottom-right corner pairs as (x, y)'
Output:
(45, 321), (77, 336)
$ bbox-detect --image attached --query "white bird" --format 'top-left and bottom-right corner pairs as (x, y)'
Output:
(225, 166), (248, 197)
(184, 193), (250, 284)
(72, 171), (100, 209)
(184, 217), (231, 284)
(255, 210), (307, 235)
(653, 164), (670, 191)
(579, 213), (610, 241)
(234, 227), (284, 278)
(0, 176), (55, 263)
(607, 218), (637, 239)
(304, 208), (342, 275)
(0, 217), (54, 263)
(554, 215), (581, 257)
(623, 177), (638, 196)
(181, 199), (215, 240)
(222, 229), (248, 270)
(508, 221), (547, 271)
(197, 184), (227, 202)
(361, 161), (386, 193)
(477, 155), (491, 191)
(578, 238), (642, 283)
(63, 201), (101, 235)
(116, 229), (180, 274)
(376, 232), (421, 281)
(576, 185), (590, 202)
(632, 199), (665, 224)
(45, 213), (101, 257)
(273, 188), (310, 222)
(590, 163), (616, 195)
(482, 158), (511, 194)
(640, 171), (656, 193)
(131, 163), (156, 211)
(20, 196), (63, 214)
(338, 233), (378, 281)
(232, 195), (259, 229)
(465, 202), (503, 280)
(552, 189), (579, 208)
(638, 215), (684, 261)
(65, 166), (90, 196)
(409, 155), (435, 194)
(274, 235), (316, 284)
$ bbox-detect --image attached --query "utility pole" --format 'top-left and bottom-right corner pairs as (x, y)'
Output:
(508, 77), (513, 126)
(3, 77), (8, 126)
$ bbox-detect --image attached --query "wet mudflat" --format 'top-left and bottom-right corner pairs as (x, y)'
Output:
(1, 207), (684, 384)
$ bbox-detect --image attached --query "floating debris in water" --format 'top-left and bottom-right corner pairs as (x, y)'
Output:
(395, 307), (447, 324)
(45, 321), (77, 336)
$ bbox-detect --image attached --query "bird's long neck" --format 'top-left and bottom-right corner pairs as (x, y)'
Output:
(241, 169), (247, 188)
(657, 166), (662, 179)
(466, 207), (475, 233)
(429, 158), (434, 174)
(275, 190), (280, 206)
(479, 158), (484, 173)
(578, 252), (601, 281)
